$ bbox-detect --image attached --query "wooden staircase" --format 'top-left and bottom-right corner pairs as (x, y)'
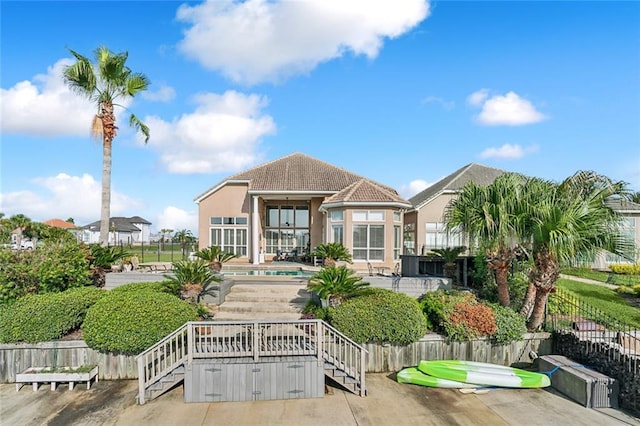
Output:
(135, 320), (367, 404)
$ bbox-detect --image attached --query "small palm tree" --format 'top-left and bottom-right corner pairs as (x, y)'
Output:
(194, 246), (239, 272)
(311, 243), (353, 267)
(173, 229), (196, 259)
(307, 266), (369, 307)
(164, 259), (222, 304)
(429, 246), (467, 284)
(64, 46), (150, 245)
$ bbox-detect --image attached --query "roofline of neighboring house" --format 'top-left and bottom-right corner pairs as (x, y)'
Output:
(319, 201), (413, 212)
(194, 179), (251, 203)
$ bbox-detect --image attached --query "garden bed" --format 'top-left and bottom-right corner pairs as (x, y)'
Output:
(15, 365), (98, 391)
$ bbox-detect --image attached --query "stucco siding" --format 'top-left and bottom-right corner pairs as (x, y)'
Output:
(198, 183), (250, 249)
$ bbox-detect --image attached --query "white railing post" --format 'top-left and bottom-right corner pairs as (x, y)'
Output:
(360, 346), (366, 396)
(137, 355), (146, 404)
(317, 320), (323, 366)
(253, 322), (259, 362)
(187, 322), (194, 368)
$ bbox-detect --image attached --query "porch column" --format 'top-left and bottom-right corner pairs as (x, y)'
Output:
(252, 195), (260, 265)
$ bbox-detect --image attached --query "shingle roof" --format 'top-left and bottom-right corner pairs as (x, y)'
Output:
(195, 152), (399, 201)
(323, 179), (411, 206)
(605, 198), (640, 212)
(82, 217), (149, 232)
(409, 163), (506, 208)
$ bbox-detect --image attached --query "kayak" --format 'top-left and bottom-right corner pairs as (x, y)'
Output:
(418, 360), (550, 388)
(396, 367), (478, 388)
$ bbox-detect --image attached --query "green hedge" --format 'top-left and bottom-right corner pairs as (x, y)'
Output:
(0, 286), (106, 343)
(329, 288), (427, 345)
(490, 303), (527, 345)
(83, 290), (198, 355)
(109, 281), (171, 294)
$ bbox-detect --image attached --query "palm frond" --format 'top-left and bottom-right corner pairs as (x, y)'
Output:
(126, 73), (151, 95)
(129, 114), (150, 143)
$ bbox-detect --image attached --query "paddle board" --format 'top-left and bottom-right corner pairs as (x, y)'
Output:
(418, 360), (550, 388)
(396, 367), (478, 388)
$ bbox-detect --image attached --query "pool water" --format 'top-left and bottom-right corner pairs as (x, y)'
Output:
(222, 269), (314, 277)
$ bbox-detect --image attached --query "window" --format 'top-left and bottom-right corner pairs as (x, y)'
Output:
(264, 204), (310, 254)
(425, 222), (462, 250)
(210, 227), (248, 256)
(210, 216), (247, 225)
(331, 225), (344, 244)
(353, 210), (384, 221)
(330, 210), (344, 222)
(353, 224), (384, 261)
(393, 211), (401, 222)
(393, 225), (401, 260)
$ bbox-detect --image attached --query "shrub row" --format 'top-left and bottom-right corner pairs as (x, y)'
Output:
(609, 263), (640, 275)
(0, 286), (105, 343)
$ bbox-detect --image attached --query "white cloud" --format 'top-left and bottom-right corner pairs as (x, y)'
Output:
(470, 90), (547, 126)
(480, 143), (540, 160)
(142, 84), (176, 102)
(466, 89), (489, 106)
(0, 173), (141, 225)
(176, 0), (430, 84)
(399, 179), (432, 199)
(156, 206), (198, 235)
(421, 96), (454, 110)
(144, 90), (276, 174)
(0, 59), (96, 136)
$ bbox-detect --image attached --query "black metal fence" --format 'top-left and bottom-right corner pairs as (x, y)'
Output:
(546, 288), (640, 413)
(107, 241), (198, 263)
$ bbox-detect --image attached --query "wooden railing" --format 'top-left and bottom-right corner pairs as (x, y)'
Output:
(136, 320), (368, 403)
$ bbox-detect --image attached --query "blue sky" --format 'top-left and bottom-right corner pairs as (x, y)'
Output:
(2, 0), (639, 235)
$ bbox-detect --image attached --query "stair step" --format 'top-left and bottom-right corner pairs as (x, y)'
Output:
(213, 311), (303, 321)
(230, 284), (310, 294)
(225, 294), (310, 303)
(217, 301), (305, 314)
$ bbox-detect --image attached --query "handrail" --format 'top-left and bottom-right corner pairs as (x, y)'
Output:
(136, 319), (368, 403)
(135, 323), (190, 404)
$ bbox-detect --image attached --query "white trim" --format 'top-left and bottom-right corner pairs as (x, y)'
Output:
(252, 196), (259, 265)
(320, 201), (412, 212)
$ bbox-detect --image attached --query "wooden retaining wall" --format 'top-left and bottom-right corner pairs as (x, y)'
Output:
(0, 333), (552, 384)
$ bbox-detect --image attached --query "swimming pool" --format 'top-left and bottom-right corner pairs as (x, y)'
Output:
(221, 269), (315, 277)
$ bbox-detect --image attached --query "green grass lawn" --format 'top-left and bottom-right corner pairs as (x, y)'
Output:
(561, 267), (640, 286)
(556, 278), (640, 327)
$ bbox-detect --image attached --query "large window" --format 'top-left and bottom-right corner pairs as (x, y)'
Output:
(331, 225), (344, 244)
(210, 227), (247, 256)
(265, 204), (310, 255)
(425, 222), (462, 250)
(353, 224), (384, 261)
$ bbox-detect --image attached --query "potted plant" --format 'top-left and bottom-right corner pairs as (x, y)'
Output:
(307, 265), (369, 307)
(429, 246), (467, 285)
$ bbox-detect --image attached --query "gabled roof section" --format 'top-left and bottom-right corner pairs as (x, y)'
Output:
(81, 217), (147, 232)
(322, 179), (411, 207)
(43, 218), (78, 229)
(195, 152), (396, 202)
(605, 198), (640, 213)
(409, 163), (506, 209)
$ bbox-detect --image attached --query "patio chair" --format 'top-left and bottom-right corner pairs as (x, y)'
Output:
(286, 249), (298, 261)
(275, 250), (283, 261)
(367, 262), (374, 276)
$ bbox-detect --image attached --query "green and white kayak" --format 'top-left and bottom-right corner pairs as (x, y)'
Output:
(418, 360), (551, 389)
(397, 367), (478, 388)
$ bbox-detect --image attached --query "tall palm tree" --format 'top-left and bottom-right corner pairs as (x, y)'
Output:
(444, 173), (529, 307)
(174, 229), (196, 259)
(523, 171), (633, 330)
(64, 46), (150, 245)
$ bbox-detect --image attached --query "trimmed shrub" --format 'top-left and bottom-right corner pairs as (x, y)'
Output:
(109, 281), (171, 294)
(329, 288), (427, 345)
(301, 299), (329, 320)
(0, 286), (106, 343)
(610, 264), (640, 275)
(490, 303), (527, 345)
(420, 290), (497, 342)
(83, 290), (198, 354)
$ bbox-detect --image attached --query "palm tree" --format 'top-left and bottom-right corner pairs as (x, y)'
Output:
(194, 245), (239, 272)
(173, 229), (196, 259)
(444, 173), (529, 307)
(64, 46), (150, 245)
(311, 242), (353, 267)
(523, 171), (633, 330)
(164, 259), (222, 304)
(307, 266), (369, 307)
(428, 246), (466, 285)
(8, 214), (31, 250)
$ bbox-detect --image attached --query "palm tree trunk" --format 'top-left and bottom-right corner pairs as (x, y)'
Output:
(98, 103), (116, 245)
(526, 244), (560, 330)
(519, 282), (537, 319)
(488, 247), (511, 307)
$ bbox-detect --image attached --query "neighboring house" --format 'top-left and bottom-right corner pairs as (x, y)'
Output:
(43, 218), (82, 241)
(591, 199), (640, 268)
(404, 163), (506, 255)
(81, 216), (152, 245)
(194, 152), (412, 270)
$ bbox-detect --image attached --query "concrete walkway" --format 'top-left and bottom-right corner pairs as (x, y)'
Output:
(559, 274), (619, 290)
(2, 374), (639, 426)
